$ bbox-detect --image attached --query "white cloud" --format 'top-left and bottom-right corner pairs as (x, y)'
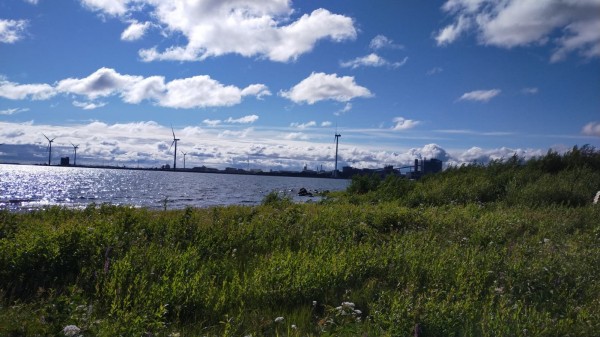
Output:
(290, 121), (317, 129)
(121, 20), (152, 41)
(202, 119), (221, 127)
(458, 89), (501, 102)
(453, 146), (542, 165)
(391, 117), (420, 131)
(435, 15), (470, 46)
(160, 76), (267, 109)
(240, 84), (271, 99)
(23, 0), (39, 4)
(340, 53), (408, 69)
(582, 122), (600, 137)
(0, 19), (28, 44)
(435, 0), (600, 61)
(226, 115), (259, 124)
(0, 79), (56, 100)
(80, 0), (130, 16)
(284, 132), (309, 140)
(321, 121), (332, 127)
(72, 100), (107, 110)
(0, 107), (29, 115)
(0, 120), (561, 171)
(369, 34), (403, 50)
(203, 115), (259, 127)
(90, 1), (359, 63)
(218, 127), (253, 138)
(4, 68), (268, 109)
(57, 67), (141, 99)
(280, 72), (372, 104)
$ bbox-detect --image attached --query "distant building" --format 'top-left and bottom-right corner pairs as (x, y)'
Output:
(60, 157), (70, 166)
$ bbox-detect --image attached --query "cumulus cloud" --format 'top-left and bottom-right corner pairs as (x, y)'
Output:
(454, 146), (542, 165)
(582, 122), (600, 137)
(434, 0), (600, 61)
(83, 1), (356, 62)
(57, 67), (141, 99)
(369, 34), (403, 50)
(0, 79), (56, 100)
(458, 89), (501, 102)
(0, 120), (558, 171)
(0, 19), (28, 43)
(121, 20), (152, 41)
(340, 53), (408, 69)
(280, 72), (372, 104)
(2, 68), (268, 109)
(80, 0), (130, 16)
(391, 117), (420, 131)
(321, 121), (332, 127)
(0, 107), (29, 115)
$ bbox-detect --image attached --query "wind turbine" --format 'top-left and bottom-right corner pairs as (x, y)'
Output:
(70, 143), (79, 166)
(181, 151), (187, 169)
(43, 134), (56, 166)
(169, 126), (180, 170)
(334, 131), (341, 178)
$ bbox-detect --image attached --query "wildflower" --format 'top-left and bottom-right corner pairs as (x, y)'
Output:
(63, 325), (81, 337)
(594, 191), (600, 204)
(354, 309), (362, 315)
(312, 300), (317, 306)
(274, 316), (284, 323)
(291, 324), (297, 330)
(543, 238), (550, 244)
(341, 301), (355, 309)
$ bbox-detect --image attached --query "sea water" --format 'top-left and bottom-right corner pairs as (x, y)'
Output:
(0, 164), (349, 211)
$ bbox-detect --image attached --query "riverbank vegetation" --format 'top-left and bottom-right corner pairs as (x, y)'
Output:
(1, 146), (599, 336)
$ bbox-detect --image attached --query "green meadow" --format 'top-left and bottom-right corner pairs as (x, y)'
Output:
(1, 146), (599, 336)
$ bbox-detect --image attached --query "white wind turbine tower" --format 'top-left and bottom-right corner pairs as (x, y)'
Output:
(169, 126), (180, 170)
(70, 142), (79, 166)
(181, 151), (187, 169)
(334, 130), (341, 178)
(43, 133), (56, 166)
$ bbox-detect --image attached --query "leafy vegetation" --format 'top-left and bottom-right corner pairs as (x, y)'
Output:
(1, 146), (599, 336)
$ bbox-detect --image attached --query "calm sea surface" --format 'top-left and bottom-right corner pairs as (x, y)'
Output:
(0, 164), (349, 211)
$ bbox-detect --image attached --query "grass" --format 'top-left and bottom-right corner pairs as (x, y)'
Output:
(1, 146), (599, 336)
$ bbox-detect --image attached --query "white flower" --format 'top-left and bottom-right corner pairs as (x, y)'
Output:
(354, 309), (362, 315)
(274, 316), (284, 323)
(63, 325), (81, 337)
(594, 191), (600, 204)
(341, 301), (355, 309)
(312, 300), (317, 306)
(291, 324), (297, 330)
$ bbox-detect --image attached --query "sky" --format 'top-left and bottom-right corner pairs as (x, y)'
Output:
(1, 0), (599, 171)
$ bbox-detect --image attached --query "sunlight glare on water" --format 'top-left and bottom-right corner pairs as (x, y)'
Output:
(0, 164), (348, 211)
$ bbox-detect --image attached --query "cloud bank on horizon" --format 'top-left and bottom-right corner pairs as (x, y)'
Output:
(0, 0), (599, 170)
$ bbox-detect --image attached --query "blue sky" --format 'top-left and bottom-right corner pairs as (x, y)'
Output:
(1, 0), (599, 170)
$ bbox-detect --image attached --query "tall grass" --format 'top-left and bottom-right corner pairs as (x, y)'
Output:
(1, 147), (599, 336)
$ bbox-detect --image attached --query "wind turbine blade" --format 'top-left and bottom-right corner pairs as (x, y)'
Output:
(43, 133), (50, 141)
(171, 125), (176, 139)
(169, 140), (174, 152)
